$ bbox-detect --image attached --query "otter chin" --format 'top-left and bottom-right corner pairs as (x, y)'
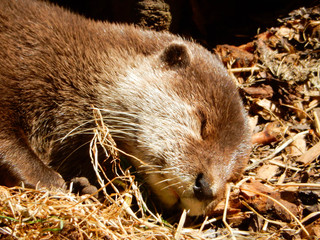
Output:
(0, 0), (251, 216)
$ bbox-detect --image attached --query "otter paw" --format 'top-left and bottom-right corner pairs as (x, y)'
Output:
(70, 177), (98, 198)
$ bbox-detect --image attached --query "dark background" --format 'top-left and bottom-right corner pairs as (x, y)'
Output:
(49, 0), (319, 47)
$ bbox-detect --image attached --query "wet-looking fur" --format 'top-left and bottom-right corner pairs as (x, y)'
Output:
(0, 0), (251, 216)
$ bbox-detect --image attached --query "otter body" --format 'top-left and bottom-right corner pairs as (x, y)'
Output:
(0, 0), (251, 216)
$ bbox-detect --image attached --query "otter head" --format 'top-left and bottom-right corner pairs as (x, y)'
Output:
(108, 42), (251, 216)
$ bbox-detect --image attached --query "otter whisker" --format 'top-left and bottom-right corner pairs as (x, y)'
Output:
(109, 128), (142, 135)
(96, 108), (139, 119)
(61, 128), (96, 138)
(106, 122), (141, 130)
(155, 176), (182, 186)
(160, 181), (182, 191)
(135, 163), (180, 175)
(136, 170), (174, 175)
(103, 117), (140, 125)
(154, 179), (172, 185)
(109, 127), (142, 133)
(160, 167), (180, 172)
(58, 119), (96, 142)
(108, 130), (137, 138)
(181, 189), (187, 196)
(176, 185), (184, 190)
(53, 129), (95, 144)
(137, 165), (162, 169)
(105, 134), (133, 140)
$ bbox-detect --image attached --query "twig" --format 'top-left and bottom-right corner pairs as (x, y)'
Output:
(275, 183), (320, 189)
(240, 200), (287, 226)
(247, 130), (310, 170)
(228, 66), (261, 73)
(222, 184), (236, 240)
(239, 187), (311, 239)
(301, 211), (320, 224)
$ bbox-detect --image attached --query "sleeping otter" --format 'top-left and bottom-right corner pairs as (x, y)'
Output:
(0, 0), (251, 216)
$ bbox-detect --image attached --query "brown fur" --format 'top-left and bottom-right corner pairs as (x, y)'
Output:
(0, 0), (251, 216)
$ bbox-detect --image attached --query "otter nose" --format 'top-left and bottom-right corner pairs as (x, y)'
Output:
(193, 173), (213, 200)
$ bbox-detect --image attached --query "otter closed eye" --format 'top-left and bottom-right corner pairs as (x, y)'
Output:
(200, 116), (208, 140)
(0, 0), (251, 216)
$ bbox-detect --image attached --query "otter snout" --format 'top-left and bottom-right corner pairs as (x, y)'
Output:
(193, 173), (214, 201)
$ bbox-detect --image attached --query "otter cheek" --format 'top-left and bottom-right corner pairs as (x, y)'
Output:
(168, 189), (180, 205)
(155, 186), (180, 208)
(147, 174), (180, 207)
(179, 198), (206, 216)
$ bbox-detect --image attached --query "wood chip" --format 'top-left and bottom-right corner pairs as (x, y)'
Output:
(215, 44), (256, 68)
(256, 164), (279, 180)
(313, 108), (320, 136)
(251, 122), (283, 145)
(243, 84), (273, 98)
(296, 140), (320, 165)
(286, 133), (307, 157)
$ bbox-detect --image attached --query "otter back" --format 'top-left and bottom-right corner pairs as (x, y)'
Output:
(0, 0), (251, 216)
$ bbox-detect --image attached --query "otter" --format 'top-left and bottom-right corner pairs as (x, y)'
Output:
(0, 0), (251, 216)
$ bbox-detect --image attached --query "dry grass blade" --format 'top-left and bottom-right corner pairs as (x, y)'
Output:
(174, 209), (187, 240)
(222, 184), (236, 240)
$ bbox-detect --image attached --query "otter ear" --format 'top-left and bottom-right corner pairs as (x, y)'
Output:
(160, 43), (191, 68)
